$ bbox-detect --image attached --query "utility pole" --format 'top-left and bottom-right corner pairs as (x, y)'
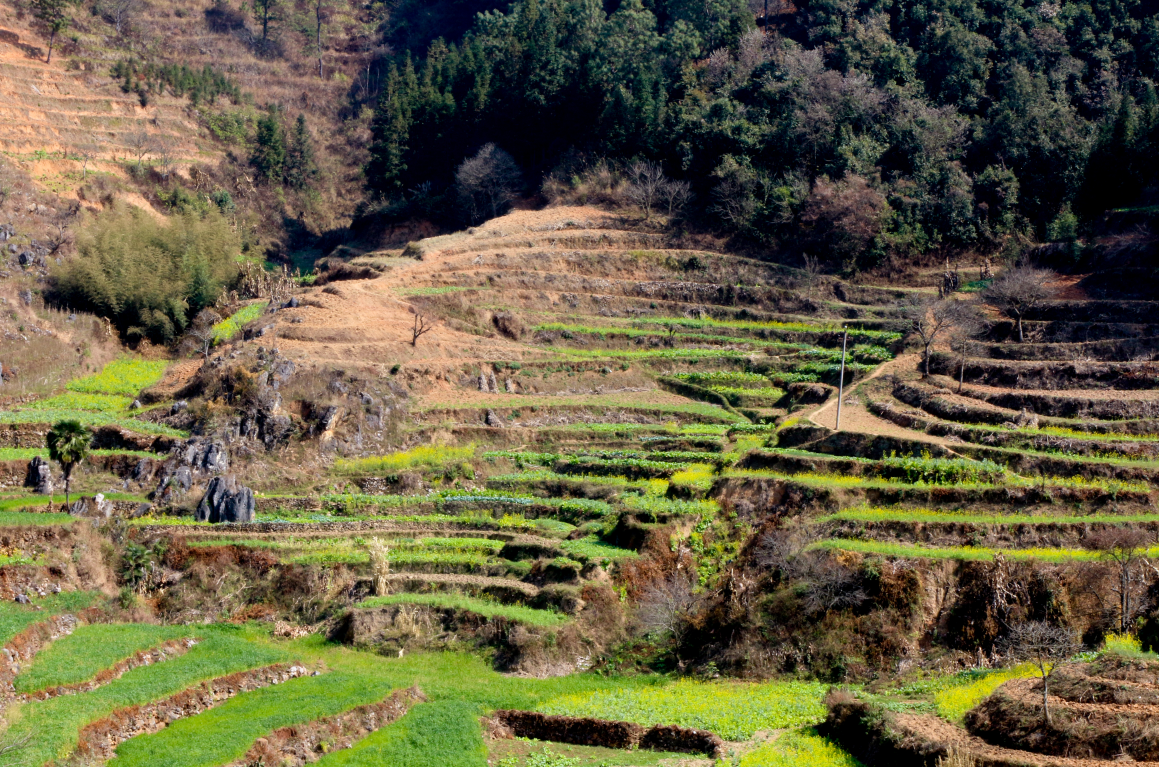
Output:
(835, 326), (848, 431)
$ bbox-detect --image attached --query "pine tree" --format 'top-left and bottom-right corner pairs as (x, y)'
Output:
(30, 0), (79, 64)
(366, 62), (415, 194)
(285, 114), (317, 189)
(253, 0), (278, 41)
(251, 111), (287, 183)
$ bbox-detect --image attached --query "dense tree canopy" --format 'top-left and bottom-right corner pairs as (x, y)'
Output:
(53, 205), (241, 343)
(366, 0), (1159, 269)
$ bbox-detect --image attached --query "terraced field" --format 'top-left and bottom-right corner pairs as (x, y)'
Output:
(0, 593), (873, 767)
(8, 211), (1159, 765)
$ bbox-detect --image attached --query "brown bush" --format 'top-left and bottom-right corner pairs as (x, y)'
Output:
(491, 311), (525, 340)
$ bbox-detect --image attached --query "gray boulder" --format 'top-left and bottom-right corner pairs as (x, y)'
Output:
(195, 476), (255, 524)
(25, 456), (52, 495)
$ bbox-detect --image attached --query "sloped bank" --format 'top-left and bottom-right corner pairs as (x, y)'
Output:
(491, 709), (723, 756)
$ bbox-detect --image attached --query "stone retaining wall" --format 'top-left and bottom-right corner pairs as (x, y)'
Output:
(492, 710), (723, 756)
(228, 687), (426, 766)
(68, 664), (312, 764)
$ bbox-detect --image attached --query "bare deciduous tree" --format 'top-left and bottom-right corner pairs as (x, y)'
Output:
(625, 160), (666, 220)
(77, 142), (100, 180)
(948, 301), (988, 392)
(904, 297), (966, 378)
(637, 571), (700, 641)
(410, 313), (435, 346)
(126, 131), (153, 170)
(455, 143), (522, 224)
(982, 265), (1057, 342)
(801, 559), (867, 614)
(1086, 527), (1154, 633)
(801, 253), (823, 295)
(103, 0), (143, 35)
(182, 308), (222, 359)
(155, 137), (176, 180)
(48, 203), (78, 253)
(999, 621), (1079, 726)
(659, 178), (693, 218)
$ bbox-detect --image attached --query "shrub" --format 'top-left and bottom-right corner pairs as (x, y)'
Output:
(52, 205), (241, 343)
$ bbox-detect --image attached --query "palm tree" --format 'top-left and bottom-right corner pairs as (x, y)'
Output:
(46, 420), (91, 510)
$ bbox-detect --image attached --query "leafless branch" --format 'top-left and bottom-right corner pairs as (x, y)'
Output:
(982, 265), (1057, 342)
(410, 313), (435, 346)
(999, 621), (1079, 726)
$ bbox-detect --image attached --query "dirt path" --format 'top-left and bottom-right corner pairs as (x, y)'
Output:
(894, 712), (1159, 766)
(806, 354), (955, 448)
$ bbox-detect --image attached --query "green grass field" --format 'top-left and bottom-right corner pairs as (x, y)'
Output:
(108, 667), (398, 767)
(14, 623), (192, 694)
(0, 592), (98, 646)
(5, 624), (288, 767)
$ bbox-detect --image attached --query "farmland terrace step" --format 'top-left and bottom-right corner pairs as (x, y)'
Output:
(865, 396), (1159, 458)
(891, 379), (1159, 434)
(774, 425), (957, 460)
(1023, 300), (1159, 324)
(450, 425), (667, 450)
(428, 269), (854, 310)
(375, 572), (541, 597)
(169, 527), (555, 548)
(140, 519), (553, 536)
(416, 404), (740, 426)
(710, 475), (1155, 518)
(972, 335), (1159, 362)
(928, 353), (1159, 390)
(229, 688), (424, 767)
(947, 380), (1159, 420)
(993, 319), (1159, 344)
(821, 517), (1159, 550)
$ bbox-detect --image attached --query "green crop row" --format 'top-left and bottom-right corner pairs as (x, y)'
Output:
(15, 623), (193, 694)
(27, 392), (134, 413)
(0, 591), (99, 646)
(879, 452), (1005, 485)
(537, 679), (830, 741)
(812, 538), (1159, 563)
(726, 467), (1151, 495)
(534, 322), (804, 350)
(620, 495), (720, 518)
(67, 357), (169, 396)
(821, 505), (1159, 526)
(673, 371), (768, 385)
(739, 728), (862, 767)
(357, 593), (568, 627)
(334, 444), (476, 474)
(0, 407), (188, 438)
(629, 315), (903, 344)
(211, 301), (270, 343)
(559, 536), (639, 562)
